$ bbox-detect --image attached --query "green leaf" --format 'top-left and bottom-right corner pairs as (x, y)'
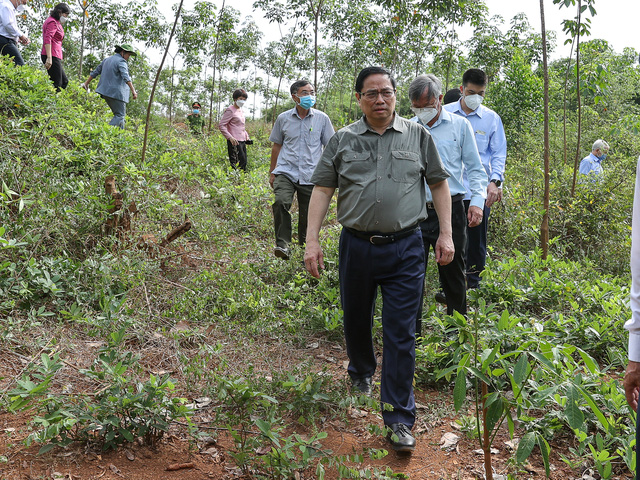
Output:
(516, 432), (536, 464)
(497, 310), (510, 330)
(119, 427), (135, 442)
(576, 348), (599, 374)
(565, 394), (584, 429)
(485, 396), (503, 433)
(578, 387), (611, 431)
(453, 370), (466, 412)
(513, 353), (528, 384)
(38, 443), (56, 455)
(537, 434), (551, 477)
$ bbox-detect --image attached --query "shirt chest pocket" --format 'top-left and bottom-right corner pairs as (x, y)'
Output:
(390, 150), (421, 183)
(340, 151), (372, 184)
(475, 132), (489, 153)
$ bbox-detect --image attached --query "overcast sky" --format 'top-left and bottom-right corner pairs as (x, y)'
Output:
(153, 0), (639, 61)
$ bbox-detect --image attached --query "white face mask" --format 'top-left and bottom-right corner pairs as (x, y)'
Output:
(411, 107), (438, 125)
(60, 15), (68, 25)
(464, 94), (484, 111)
(236, 99), (246, 108)
(16, 3), (25, 12)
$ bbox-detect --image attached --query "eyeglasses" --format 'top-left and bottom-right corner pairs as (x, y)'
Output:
(296, 90), (315, 96)
(359, 89), (396, 100)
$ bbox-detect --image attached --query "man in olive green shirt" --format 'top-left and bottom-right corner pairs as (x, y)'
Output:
(304, 66), (454, 453)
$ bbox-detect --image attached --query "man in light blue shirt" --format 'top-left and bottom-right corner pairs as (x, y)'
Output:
(268, 79), (334, 260)
(409, 74), (487, 331)
(82, 44), (138, 129)
(579, 139), (609, 178)
(444, 68), (507, 289)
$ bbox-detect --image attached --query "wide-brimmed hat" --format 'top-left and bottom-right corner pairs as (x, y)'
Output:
(192, 102), (201, 108)
(115, 44), (137, 56)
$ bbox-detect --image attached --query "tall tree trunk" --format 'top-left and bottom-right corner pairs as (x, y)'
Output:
(540, 0), (550, 259)
(570, 0), (583, 197)
(481, 381), (493, 480)
(208, 1), (226, 134)
(77, 1), (87, 77)
(169, 54), (176, 123)
(141, 0), (184, 163)
(271, 18), (299, 125)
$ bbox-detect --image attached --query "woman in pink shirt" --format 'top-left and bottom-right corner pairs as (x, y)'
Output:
(219, 88), (251, 171)
(41, 3), (69, 91)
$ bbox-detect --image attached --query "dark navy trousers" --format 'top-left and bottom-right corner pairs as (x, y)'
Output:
(464, 200), (490, 288)
(339, 227), (424, 428)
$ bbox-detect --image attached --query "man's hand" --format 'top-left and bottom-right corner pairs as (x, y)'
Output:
(486, 182), (503, 208)
(269, 173), (275, 189)
(18, 35), (29, 45)
(435, 234), (455, 266)
(624, 360), (640, 412)
(132, 90), (138, 100)
(468, 205), (483, 228)
(44, 58), (52, 70)
(229, 137), (239, 146)
(304, 241), (324, 278)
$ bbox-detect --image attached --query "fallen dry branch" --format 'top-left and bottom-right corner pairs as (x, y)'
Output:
(166, 462), (195, 471)
(160, 217), (192, 247)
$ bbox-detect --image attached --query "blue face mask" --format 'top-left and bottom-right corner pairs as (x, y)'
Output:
(193, 109), (200, 114)
(297, 94), (316, 110)
(598, 154), (607, 161)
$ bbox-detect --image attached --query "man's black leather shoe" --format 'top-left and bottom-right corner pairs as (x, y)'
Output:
(434, 291), (447, 305)
(386, 423), (416, 452)
(351, 377), (373, 396)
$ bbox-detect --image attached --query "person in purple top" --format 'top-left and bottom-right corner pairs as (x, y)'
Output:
(41, 3), (70, 91)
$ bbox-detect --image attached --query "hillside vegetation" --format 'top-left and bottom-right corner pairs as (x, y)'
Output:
(0, 57), (637, 479)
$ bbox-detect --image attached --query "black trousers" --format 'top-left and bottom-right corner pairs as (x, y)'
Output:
(0, 36), (24, 66)
(41, 55), (68, 91)
(227, 140), (247, 171)
(417, 197), (467, 336)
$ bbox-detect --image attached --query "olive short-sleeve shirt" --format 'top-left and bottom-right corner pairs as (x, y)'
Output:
(310, 114), (448, 233)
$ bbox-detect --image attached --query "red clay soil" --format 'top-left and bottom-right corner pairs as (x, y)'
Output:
(0, 389), (613, 480)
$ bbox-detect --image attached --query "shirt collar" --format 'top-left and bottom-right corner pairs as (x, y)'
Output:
(291, 107), (315, 119)
(357, 113), (404, 135)
(452, 99), (485, 118)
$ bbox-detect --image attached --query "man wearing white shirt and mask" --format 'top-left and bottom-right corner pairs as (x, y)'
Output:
(409, 74), (487, 334)
(444, 68), (507, 290)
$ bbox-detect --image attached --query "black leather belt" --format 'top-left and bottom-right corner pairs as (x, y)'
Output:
(345, 225), (420, 245)
(426, 193), (464, 210)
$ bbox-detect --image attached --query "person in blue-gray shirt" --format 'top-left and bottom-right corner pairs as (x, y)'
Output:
(579, 139), (609, 178)
(409, 74), (487, 334)
(268, 79), (334, 260)
(444, 68), (507, 290)
(82, 44), (138, 129)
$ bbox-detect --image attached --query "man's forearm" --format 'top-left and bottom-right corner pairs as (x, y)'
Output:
(429, 180), (452, 235)
(269, 144), (282, 173)
(306, 186), (335, 243)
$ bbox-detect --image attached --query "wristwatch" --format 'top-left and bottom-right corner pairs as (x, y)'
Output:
(490, 179), (502, 187)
